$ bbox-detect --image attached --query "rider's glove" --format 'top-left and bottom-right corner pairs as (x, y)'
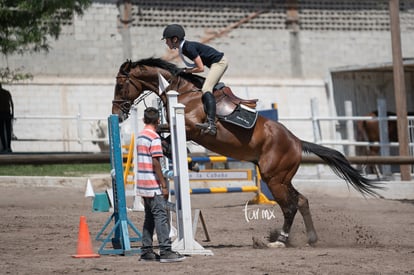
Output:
(174, 68), (185, 76)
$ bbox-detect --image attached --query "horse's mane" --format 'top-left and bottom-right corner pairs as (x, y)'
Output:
(133, 57), (179, 74)
(121, 57), (205, 87)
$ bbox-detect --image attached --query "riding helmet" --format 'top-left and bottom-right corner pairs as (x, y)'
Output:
(162, 24), (185, 40)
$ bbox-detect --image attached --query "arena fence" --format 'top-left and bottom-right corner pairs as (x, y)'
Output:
(11, 111), (414, 156)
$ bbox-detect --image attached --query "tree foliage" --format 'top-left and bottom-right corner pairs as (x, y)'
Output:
(0, 0), (92, 82)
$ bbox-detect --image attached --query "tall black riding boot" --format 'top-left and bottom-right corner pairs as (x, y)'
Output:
(196, 92), (217, 135)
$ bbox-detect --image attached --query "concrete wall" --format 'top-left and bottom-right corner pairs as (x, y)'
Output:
(2, 2), (414, 78)
(2, 1), (414, 152)
(5, 78), (327, 152)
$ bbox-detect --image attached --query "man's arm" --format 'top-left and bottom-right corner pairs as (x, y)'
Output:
(152, 156), (168, 199)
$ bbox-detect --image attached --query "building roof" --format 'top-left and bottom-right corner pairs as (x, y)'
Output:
(330, 58), (414, 73)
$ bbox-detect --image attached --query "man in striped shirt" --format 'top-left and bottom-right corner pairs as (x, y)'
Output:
(137, 107), (185, 263)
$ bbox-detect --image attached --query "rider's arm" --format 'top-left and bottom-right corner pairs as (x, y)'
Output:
(185, 56), (204, 73)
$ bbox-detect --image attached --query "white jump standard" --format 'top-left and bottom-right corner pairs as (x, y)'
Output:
(167, 91), (213, 256)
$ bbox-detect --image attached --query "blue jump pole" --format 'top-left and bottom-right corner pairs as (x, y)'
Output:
(95, 114), (142, 256)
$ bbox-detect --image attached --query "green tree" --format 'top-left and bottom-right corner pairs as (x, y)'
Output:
(0, 0), (92, 82)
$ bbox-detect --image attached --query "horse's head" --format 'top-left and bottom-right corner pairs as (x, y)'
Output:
(112, 57), (203, 121)
(112, 60), (139, 121)
(112, 58), (181, 121)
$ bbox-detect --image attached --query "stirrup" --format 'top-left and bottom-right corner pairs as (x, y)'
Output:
(195, 121), (217, 136)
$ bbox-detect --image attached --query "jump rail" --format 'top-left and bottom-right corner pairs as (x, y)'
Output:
(170, 186), (258, 195)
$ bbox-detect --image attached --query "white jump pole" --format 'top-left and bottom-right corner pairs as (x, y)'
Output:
(130, 104), (145, 211)
(167, 91), (213, 256)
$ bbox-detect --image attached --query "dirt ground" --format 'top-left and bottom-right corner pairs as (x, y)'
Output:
(1, 181), (413, 275)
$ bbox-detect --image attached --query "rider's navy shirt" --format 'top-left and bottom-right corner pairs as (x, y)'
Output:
(181, 40), (224, 68)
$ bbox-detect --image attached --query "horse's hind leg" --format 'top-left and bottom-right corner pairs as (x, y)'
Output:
(267, 179), (317, 248)
(297, 193), (318, 245)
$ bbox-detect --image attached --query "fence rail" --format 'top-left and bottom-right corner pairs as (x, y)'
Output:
(9, 111), (414, 154)
(13, 114), (107, 143)
(280, 115), (414, 149)
(1, 153), (414, 165)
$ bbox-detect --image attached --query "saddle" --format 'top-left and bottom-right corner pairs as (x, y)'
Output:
(212, 83), (259, 129)
(179, 73), (257, 115)
(178, 71), (259, 129)
(213, 83), (258, 117)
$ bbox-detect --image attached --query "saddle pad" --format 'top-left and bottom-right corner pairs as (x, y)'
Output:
(219, 104), (258, 129)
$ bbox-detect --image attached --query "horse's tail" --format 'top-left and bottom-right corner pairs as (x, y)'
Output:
(301, 140), (384, 197)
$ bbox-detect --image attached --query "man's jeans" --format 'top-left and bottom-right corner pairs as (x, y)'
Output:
(141, 195), (171, 253)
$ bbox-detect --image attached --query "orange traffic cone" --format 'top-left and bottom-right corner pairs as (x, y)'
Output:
(72, 216), (100, 258)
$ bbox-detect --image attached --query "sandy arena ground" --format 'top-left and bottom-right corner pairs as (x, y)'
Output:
(0, 178), (413, 275)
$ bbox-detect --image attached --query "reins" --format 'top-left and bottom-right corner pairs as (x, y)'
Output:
(113, 65), (201, 118)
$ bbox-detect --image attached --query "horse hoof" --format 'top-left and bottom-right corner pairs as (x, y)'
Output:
(267, 241), (286, 248)
(308, 232), (318, 244)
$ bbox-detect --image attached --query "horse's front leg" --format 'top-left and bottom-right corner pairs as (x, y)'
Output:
(157, 123), (170, 133)
(160, 134), (199, 172)
(266, 179), (318, 248)
(266, 178), (299, 248)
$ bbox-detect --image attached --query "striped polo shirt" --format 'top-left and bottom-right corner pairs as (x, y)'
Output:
(136, 126), (164, 197)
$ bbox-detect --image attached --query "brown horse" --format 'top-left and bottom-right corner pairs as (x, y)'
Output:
(356, 111), (399, 156)
(356, 111), (398, 176)
(112, 58), (382, 248)
(356, 111), (414, 177)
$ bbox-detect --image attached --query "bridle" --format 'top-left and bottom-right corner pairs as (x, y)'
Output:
(113, 65), (199, 118)
(112, 71), (150, 117)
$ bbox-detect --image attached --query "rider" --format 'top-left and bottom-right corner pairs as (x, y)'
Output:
(162, 24), (228, 136)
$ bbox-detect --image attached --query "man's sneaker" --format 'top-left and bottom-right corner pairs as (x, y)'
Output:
(160, 250), (185, 263)
(164, 201), (176, 212)
(139, 251), (160, 262)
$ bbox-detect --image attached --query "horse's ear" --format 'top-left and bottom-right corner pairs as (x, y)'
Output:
(127, 60), (132, 71)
